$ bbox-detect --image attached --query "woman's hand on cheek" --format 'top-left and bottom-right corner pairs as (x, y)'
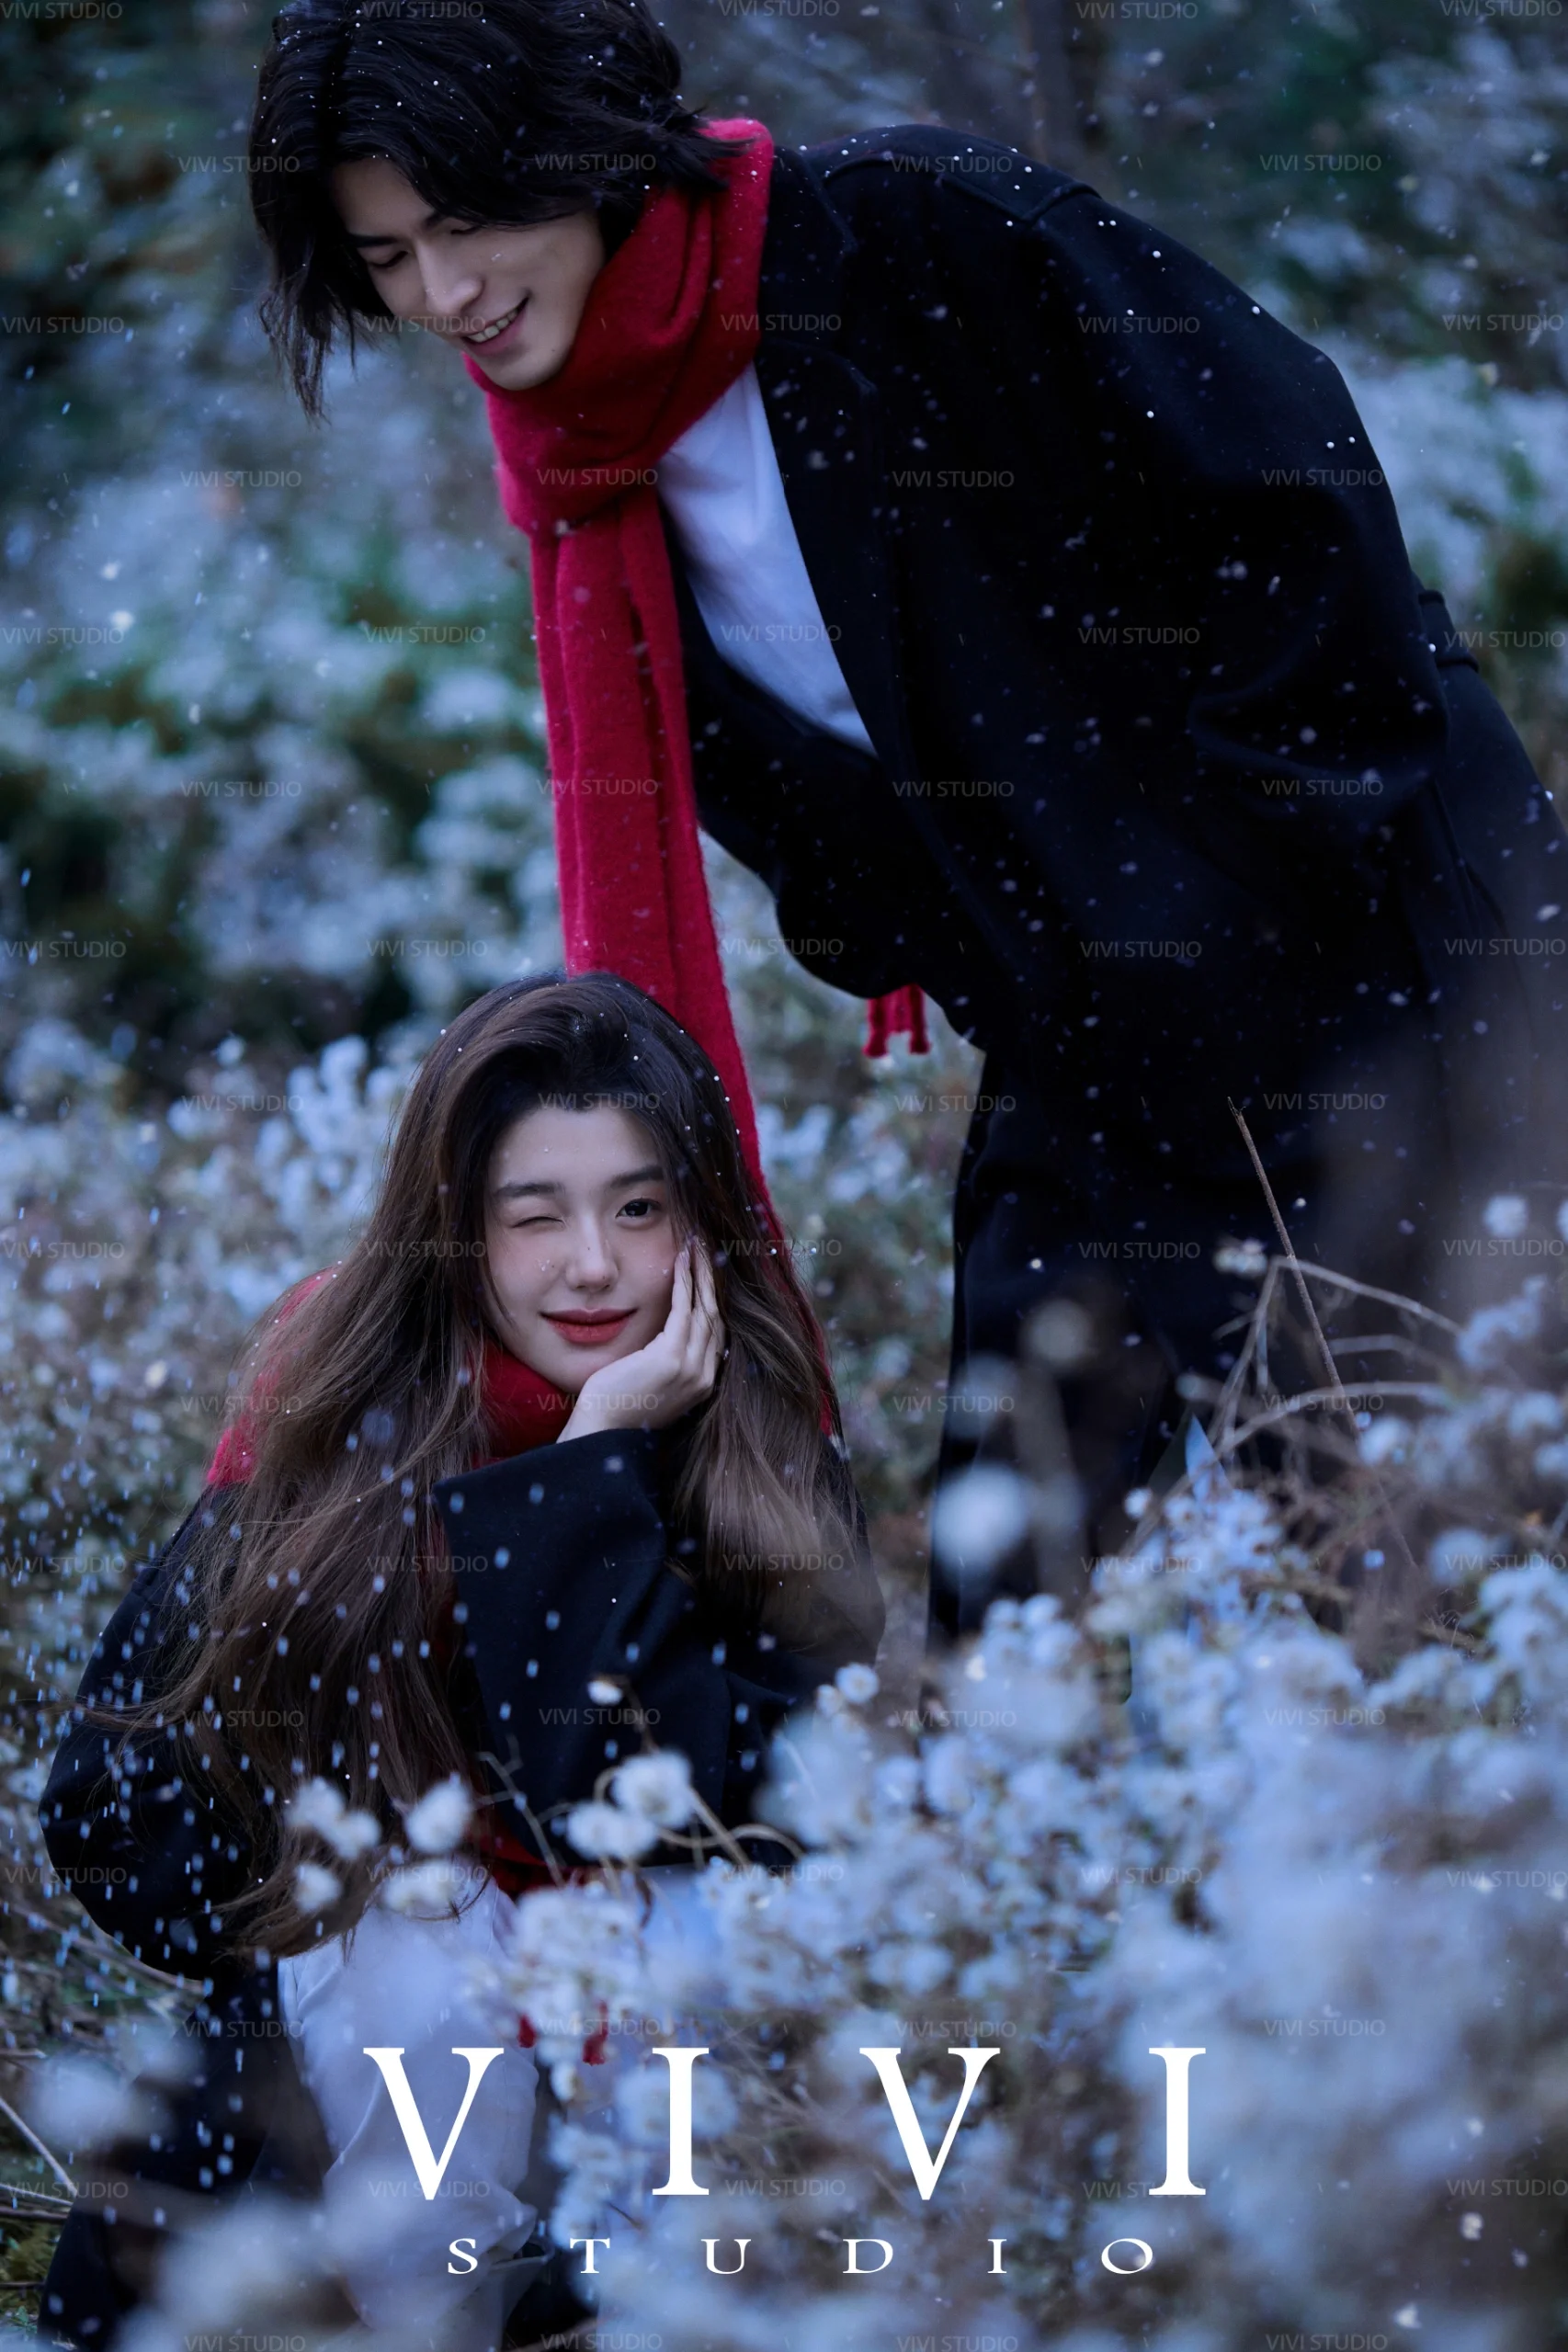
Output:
(558, 1238), (725, 1441)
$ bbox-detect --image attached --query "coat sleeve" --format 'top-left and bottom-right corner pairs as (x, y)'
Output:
(666, 506), (974, 1013)
(38, 1495), (256, 1979)
(433, 1428), (882, 1860)
(1017, 185), (1448, 850)
(840, 147), (1449, 863)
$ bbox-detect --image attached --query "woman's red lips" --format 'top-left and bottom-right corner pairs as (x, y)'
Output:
(544, 1308), (635, 1346)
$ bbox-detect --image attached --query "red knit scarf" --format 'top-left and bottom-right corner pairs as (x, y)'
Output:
(474, 1338), (575, 1457)
(469, 119), (928, 1217)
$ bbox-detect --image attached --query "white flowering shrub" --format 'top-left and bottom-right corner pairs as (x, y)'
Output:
(12, 1027), (1568, 2346)
(11, 1108), (1568, 2344)
(442, 1272), (1568, 2351)
(85, 1329), (1568, 2348)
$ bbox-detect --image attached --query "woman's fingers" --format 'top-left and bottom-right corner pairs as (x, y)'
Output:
(619, 1237), (721, 1422)
(574, 1240), (728, 1432)
(687, 1239), (723, 1389)
(699, 1247), (724, 1384)
(696, 1240), (719, 1328)
(662, 1237), (694, 1355)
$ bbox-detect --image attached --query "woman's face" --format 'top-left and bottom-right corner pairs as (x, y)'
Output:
(331, 158), (606, 391)
(483, 1103), (681, 1394)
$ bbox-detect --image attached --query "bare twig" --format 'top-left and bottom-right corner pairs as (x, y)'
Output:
(472, 1746), (571, 1892)
(1419, 1617), (1484, 1654)
(1227, 1108), (1358, 1429)
(0, 2178), (73, 2212)
(1212, 1253), (1457, 1449)
(1128, 1383), (1390, 1530)
(664, 1789), (804, 1869)
(1223, 1119), (1427, 1604)
(1268, 1261), (1460, 1333)
(0, 2088), (76, 2197)
(1213, 1382), (1453, 1460)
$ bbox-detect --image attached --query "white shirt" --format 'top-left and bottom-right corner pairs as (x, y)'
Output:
(656, 364), (877, 755)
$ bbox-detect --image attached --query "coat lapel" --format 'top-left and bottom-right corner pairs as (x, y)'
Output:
(752, 153), (915, 777)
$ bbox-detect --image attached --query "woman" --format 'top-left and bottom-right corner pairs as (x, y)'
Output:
(38, 972), (882, 2348)
(244, 0), (1568, 1635)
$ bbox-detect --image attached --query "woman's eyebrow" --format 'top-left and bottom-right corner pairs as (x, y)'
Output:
(491, 1164), (665, 1201)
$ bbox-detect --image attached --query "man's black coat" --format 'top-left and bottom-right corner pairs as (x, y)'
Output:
(676, 122), (1566, 1242)
(666, 124), (1568, 1618)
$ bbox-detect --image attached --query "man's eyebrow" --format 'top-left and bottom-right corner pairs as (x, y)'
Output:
(345, 210), (450, 246)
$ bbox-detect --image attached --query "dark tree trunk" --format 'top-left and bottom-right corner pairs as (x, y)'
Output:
(1016, 0), (1108, 174)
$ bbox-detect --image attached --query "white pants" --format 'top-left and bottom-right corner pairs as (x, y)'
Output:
(278, 1873), (544, 2352)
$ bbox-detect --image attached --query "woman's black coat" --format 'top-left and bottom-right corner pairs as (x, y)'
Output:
(676, 123), (1566, 1246)
(35, 1428), (881, 2344)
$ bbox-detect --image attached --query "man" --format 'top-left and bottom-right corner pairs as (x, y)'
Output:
(252, 0), (1568, 1635)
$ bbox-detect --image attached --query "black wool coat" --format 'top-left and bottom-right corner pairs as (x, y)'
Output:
(36, 1429), (880, 2345)
(675, 124), (1568, 1242)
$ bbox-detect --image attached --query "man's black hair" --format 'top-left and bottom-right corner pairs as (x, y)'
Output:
(250, 0), (741, 414)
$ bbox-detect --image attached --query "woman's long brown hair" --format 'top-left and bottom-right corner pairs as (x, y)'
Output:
(107, 974), (858, 1957)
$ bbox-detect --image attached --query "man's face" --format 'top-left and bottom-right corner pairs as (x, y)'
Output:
(331, 158), (606, 390)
